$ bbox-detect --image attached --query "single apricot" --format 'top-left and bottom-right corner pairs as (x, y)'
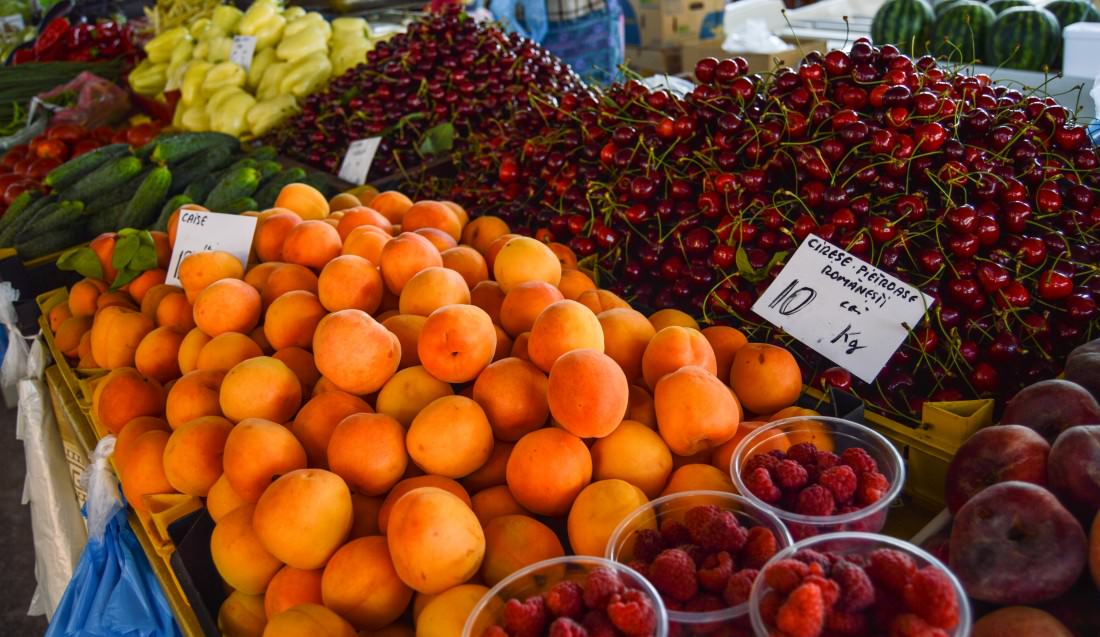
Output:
(375, 365), (453, 427)
(92, 367), (165, 434)
(547, 242), (578, 270)
(211, 504), (284, 595)
(275, 183), (329, 220)
(417, 304), (495, 383)
(223, 418), (308, 502)
(591, 421), (674, 499)
(196, 332), (263, 372)
(177, 327), (211, 375)
(398, 267), (470, 317)
(89, 232), (118, 284)
(317, 255), (382, 313)
(91, 306), (155, 369)
(336, 206), (393, 239)
(314, 309), (401, 394)
(321, 536), (413, 630)
(471, 358), (548, 441)
(55, 315), (93, 358)
(470, 485), (527, 526)
(377, 475), (471, 535)
(402, 201), (461, 241)
(493, 236), (562, 293)
(165, 368), (224, 428)
(641, 326), (718, 390)
(119, 430), (176, 513)
(661, 463), (735, 497)
(262, 264), (319, 307)
(655, 365), (742, 456)
(217, 590), (266, 637)
(219, 356), (303, 423)
(253, 469), (353, 569)
(381, 314), (425, 369)
(461, 216), (510, 256)
(500, 281), (564, 338)
(649, 308), (700, 331)
(341, 225), (390, 264)
(702, 325), (749, 381)
(407, 396), (494, 478)
(127, 268), (167, 305)
(379, 232), (442, 295)
(481, 514), (565, 585)
(328, 193), (361, 212)
(557, 269), (597, 300)
(370, 191), (414, 224)
(263, 604), (355, 637)
(155, 290), (196, 333)
(598, 308), (657, 384)
(272, 347), (320, 394)
(264, 290), (326, 350)
(178, 251), (244, 302)
(440, 246), (488, 288)
(328, 413), (408, 496)
(547, 349), (629, 439)
(254, 212), (302, 262)
(567, 479), (649, 557)
(506, 428), (592, 517)
(264, 566), (323, 620)
(207, 473), (248, 522)
(386, 487), (485, 594)
(193, 278), (262, 337)
(527, 300), (604, 373)
(292, 390), (373, 467)
(282, 220), (343, 271)
(469, 280), (505, 325)
(163, 415), (233, 496)
(729, 343), (803, 415)
(68, 278), (108, 317)
(113, 416), (170, 471)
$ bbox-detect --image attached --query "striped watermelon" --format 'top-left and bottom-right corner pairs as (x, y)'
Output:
(934, 0), (968, 14)
(988, 0), (1031, 13)
(986, 6), (1062, 69)
(872, 0), (936, 53)
(1044, 0), (1100, 28)
(932, 0), (997, 61)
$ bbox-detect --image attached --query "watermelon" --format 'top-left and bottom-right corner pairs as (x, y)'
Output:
(988, 0), (1031, 14)
(1044, 0), (1100, 28)
(934, 0), (968, 14)
(932, 0), (997, 61)
(986, 6), (1062, 70)
(872, 0), (936, 53)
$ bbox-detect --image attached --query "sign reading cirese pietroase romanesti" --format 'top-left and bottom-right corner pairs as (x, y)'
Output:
(165, 210), (258, 286)
(752, 234), (936, 384)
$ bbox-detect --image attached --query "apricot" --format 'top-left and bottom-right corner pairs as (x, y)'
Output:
(154, 290), (195, 333)
(661, 464), (735, 496)
(641, 326), (718, 390)
(317, 255), (383, 313)
(649, 308), (699, 331)
(398, 267), (470, 317)
(133, 326), (185, 383)
(220, 356), (302, 423)
(506, 428), (592, 516)
(549, 349), (629, 439)
(113, 416), (169, 471)
(470, 485), (527, 526)
(655, 365), (742, 456)
(462, 442), (513, 494)
(282, 220), (343, 271)
(162, 415), (233, 496)
(557, 269), (597, 301)
(321, 536), (413, 630)
(336, 206), (392, 239)
(178, 251), (244, 302)
(218, 590), (266, 637)
(254, 212), (302, 262)
(439, 246), (488, 288)
(264, 290), (326, 350)
(597, 308), (656, 384)
(275, 183), (330, 220)
(375, 366), (453, 426)
(415, 585), (489, 637)
(493, 236), (561, 293)
(292, 390), (373, 467)
(729, 343), (803, 415)
(413, 227), (457, 252)
(379, 232), (442, 295)
(576, 289), (630, 314)
(386, 487), (486, 594)
(314, 310), (401, 395)
(193, 278), (262, 337)
(177, 327), (211, 375)
(407, 396), (494, 478)
(92, 367), (165, 435)
(223, 418), (308, 502)
(377, 476), (471, 535)
(498, 281), (564, 338)
(380, 314), (426, 370)
(341, 226), (390, 264)
(326, 413), (407, 496)
(469, 280), (505, 325)
(165, 368), (224, 428)
(262, 264), (319, 307)
(471, 358), (548, 442)
(207, 473), (248, 522)
(370, 191), (414, 224)
(264, 566), (323, 619)
(263, 604), (356, 637)
(68, 278), (108, 317)
(254, 469), (353, 569)
(481, 514), (565, 586)
(702, 326), (748, 381)
(417, 304), (495, 383)
(401, 201), (461, 241)
(91, 306), (155, 369)
(55, 315), (93, 359)
(567, 479), (650, 557)
(272, 347), (320, 394)
(118, 430), (176, 512)
(591, 421), (674, 499)
(527, 300), (604, 373)
(461, 215), (510, 255)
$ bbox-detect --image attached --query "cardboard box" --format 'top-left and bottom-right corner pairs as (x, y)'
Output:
(624, 45), (683, 75)
(624, 0), (724, 47)
(681, 36), (828, 74)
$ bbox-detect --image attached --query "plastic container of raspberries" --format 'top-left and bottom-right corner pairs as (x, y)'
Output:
(462, 555), (669, 637)
(730, 416), (905, 540)
(604, 490), (792, 635)
(748, 532), (971, 637)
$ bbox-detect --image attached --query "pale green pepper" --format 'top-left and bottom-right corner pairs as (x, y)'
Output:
(130, 59), (168, 96)
(247, 47), (278, 90)
(210, 92), (257, 138)
(247, 95), (299, 137)
(205, 35), (233, 63)
(201, 61), (246, 95)
(144, 26), (190, 64)
(180, 61), (213, 105)
(256, 61), (288, 101)
(278, 51), (332, 97)
(275, 23), (327, 62)
(210, 5), (243, 36)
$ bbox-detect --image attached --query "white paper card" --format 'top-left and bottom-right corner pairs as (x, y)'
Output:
(165, 210), (258, 286)
(0, 14), (24, 32)
(230, 35), (257, 72)
(338, 137), (382, 185)
(751, 234), (935, 384)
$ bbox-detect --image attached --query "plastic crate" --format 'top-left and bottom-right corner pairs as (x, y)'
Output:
(36, 288), (108, 414)
(45, 365), (93, 509)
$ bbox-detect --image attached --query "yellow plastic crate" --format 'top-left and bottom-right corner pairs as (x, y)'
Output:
(36, 288), (108, 413)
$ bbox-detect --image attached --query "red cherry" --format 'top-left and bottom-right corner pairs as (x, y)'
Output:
(1037, 270), (1074, 300)
(914, 122), (946, 151)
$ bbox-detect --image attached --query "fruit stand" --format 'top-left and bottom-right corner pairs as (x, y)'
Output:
(1, 0), (1099, 636)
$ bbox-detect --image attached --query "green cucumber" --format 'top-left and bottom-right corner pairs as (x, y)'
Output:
(169, 145), (237, 195)
(221, 197), (258, 214)
(253, 167), (307, 209)
(153, 194), (193, 231)
(0, 194), (56, 247)
(249, 146), (278, 162)
(62, 156), (144, 202)
(302, 173), (335, 198)
(148, 132), (240, 164)
(256, 160), (282, 180)
(43, 144), (131, 190)
(15, 200), (85, 242)
(16, 227), (82, 260)
(88, 203), (126, 236)
(0, 191), (40, 239)
(119, 166), (172, 229)
(204, 167), (261, 211)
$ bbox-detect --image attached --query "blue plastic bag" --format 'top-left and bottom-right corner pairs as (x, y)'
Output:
(540, 0), (625, 85)
(46, 437), (181, 637)
(483, 0), (549, 43)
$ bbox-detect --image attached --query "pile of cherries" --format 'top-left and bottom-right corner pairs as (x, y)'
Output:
(443, 37), (1100, 420)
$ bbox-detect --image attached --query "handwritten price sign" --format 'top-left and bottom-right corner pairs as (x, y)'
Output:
(752, 234), (935, 383)
(337, 137), (382, 185)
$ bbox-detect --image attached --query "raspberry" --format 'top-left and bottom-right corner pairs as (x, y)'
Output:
(763, 558), (810, 594)
(685, 505), (724, 544)
(581, 610), (617, 637)
(648, 548), (698, 602)
(684, 594), (726, 632)
(888, 613), (950, 637)
(776, 582), (826, 637)
(698, 551), (734, 592)
(758, 590), (783, 625)
(857, 471), (890, 505)
(582, 567), (625, 610)
(786, 442), (819, 466)
(866, 548), (917, 595)
(549, 617), (588, 637)
(793, 548), (835, 572)
(803, 574), (840, 608)
(546, 580), (585, 619)
(626, 560), (649, 579)
(632, 529), (666, 563)
(741, 526), (779, 569)
(723, 568), (758, 606)
(659, 519), (692, 546)
(795, 484), (836, 516)
(483, 626), (510, 637)
(870, 588), (905, 633)
(775, 459), (809, 491)
(606, 590), (657, 636)
(815, 451), (841, 469)
(742, 452), (780, 476)
(833, 560), (875, 611)
(503, 596), (548, 637)
(679, 543), (708, 567)
(744, 467), (782, 503)
(841, 447), (878, 474)
(826, 610), (869, 636)
(819, 465), (858, 504)
(698, 511), (748, 553)
(902, 567), (960, 630)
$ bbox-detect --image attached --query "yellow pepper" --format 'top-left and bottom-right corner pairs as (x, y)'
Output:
(181, 61), (213, 105)
(181, 104), (210, 132)
(247, 95), (299, 137)
(331, 17), (368, 37)
(210, 5), (243, 36)
(210, 91), (257, 138)
(129, 59), (168, 96)
(247, 47), (277, 90)
(275, 23), (327, 62)
(330, 39), (369, 76)
(256, 61), (288, 101)
(283, 6), (306, 21)
(205, 86), (246, 117)
(205, 35), (233, 63)
(165, 40), (194, 91)
(189, 17), (211, 40)
(239, 0), (286, 49)
(144, 26), (190, 64)
(278, 51), (332, 97)
(201, 61), (246, 95)
(284, 12), (331, 40)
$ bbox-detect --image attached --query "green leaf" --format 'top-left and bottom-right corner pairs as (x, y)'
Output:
(418, 122), (455, 156)
(112, 234), (140, 270)
(764, 251), (789, 276)
(56, 246), (103, 280)
(735, 246), (754, 279)
(110, 266), (141, 291)
(129, 231), (158, 272)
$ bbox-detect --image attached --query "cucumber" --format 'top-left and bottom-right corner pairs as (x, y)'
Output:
(0, 191), (40, 239)
(16, 227), (82, 260)
(169, 145), (237, 195)
(221, 197), (258, 214)
(15, 200), (85, 242)
(43, 144), (131, 190)
(302, 172), (335, 198)
(204, 167), (261, 211)
(62, 156), (144, 202)
(148, 132), (240, 164)
(119, 166), (172, 229)
(88, 203), (126, 236)
(183, 174), (218, 203)
(83, 171), (150, 216)
(253, 167), (307, 209)
(249, 146), (278, 162)
(227, 157), (258, 172)
(0, 194), (57, 246)
(153, 194), (192, 231)
(256, 160), (282, 180)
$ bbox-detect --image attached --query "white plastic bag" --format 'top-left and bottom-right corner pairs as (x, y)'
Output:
(721, 18), (790, 54)
(81, 436), (120, 541)
(0, 281), (28, 406)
